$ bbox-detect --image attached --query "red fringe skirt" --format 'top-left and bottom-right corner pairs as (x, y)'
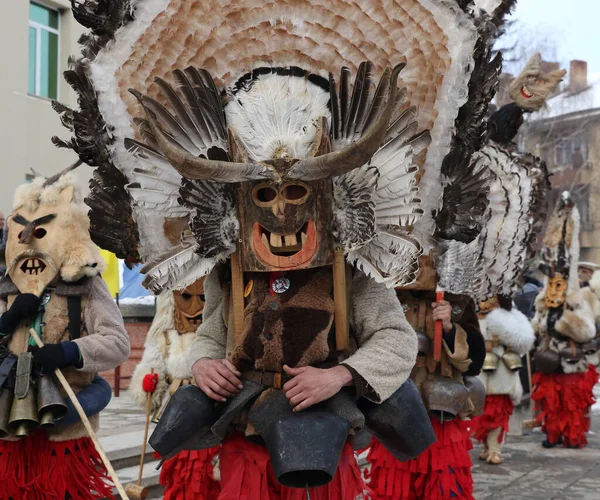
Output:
(532, 370), (596, 448)
(161, 447), (221, 500)
(218, 432), (365, 500)
(0, 433), (114, 500)
(471, 394), (514, 444)
(365, 418), (474, 500)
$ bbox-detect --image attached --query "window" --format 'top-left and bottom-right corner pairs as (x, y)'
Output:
(554, 134), (588, 168)
(28, 2), (60, 99)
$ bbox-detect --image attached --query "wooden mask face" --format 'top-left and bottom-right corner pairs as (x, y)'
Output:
(236, 178), (334, 272)
(545, 273), (567, 309)
(173, 277), (206, 334)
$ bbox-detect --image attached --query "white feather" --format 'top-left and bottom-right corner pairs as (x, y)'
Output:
(225, 73), (330, 161)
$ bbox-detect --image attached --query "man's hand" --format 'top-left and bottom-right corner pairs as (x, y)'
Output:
(192, 358), (243, 402)
(282, 364), (352, 412)
(32, 341), (81, 374)
(432, 300), (453, 333)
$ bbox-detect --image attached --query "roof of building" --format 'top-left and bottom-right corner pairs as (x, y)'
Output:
(533, 73), (600, 122)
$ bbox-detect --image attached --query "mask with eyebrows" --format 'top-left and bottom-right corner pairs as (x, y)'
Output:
(5, 175), (105, 296)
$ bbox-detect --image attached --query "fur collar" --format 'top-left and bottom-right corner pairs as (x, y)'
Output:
(0, 275), (93, 299)
(482, 307), (535, 355)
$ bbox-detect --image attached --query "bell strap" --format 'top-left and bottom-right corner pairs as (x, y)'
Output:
(241, 370), (293, 390)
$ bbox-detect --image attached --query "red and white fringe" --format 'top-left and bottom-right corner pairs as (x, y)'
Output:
(532, 369), (596, 448)
(0, 433), (114, 500)
(218, 432), (365, 500)
(160, 447), (221, 500)
(471, 394), (514, 444)
(365, 418), (474, 500)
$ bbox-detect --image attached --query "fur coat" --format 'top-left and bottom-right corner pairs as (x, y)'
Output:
(0, 276), (129, 440)
(478, 307), (534, 403)
(532, 288), (596, 373)
(130, 293), (197, 411)
(189, 267), (418, 404)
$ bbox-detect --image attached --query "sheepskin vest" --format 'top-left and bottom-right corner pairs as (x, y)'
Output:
(3, 279), (97, 441)
(231, 267), (337, 372)
(397, 290), (476, 418)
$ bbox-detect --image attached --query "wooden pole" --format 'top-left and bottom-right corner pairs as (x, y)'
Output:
(522, 351), (537, 429)
(333, 248), (349, 352)
(138, 370), (153, 485)
(29, 329), (130, 500)
(230, 252), (246, 348)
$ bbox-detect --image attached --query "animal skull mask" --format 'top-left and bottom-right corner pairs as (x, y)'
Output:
(5, 176), (105, 296)
(509, 53), (567, 112)
(173, 277), (206, 334)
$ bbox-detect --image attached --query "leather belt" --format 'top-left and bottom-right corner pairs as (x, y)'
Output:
(241, 370), (292, 390)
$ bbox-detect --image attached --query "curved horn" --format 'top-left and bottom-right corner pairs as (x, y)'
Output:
(42, 159), (83, 187)
(132, 91), (275, 183)
(287, 64), (402, 181)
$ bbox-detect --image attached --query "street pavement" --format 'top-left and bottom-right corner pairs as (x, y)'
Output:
(100, 389), (600, 499)
(471, 386), (600, 500)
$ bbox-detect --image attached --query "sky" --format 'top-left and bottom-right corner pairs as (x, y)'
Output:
(503, 0), (600, 74)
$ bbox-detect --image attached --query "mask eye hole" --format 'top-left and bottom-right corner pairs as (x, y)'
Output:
(181, 292), (191, 300)
(34, 228), (47, 239)
(252, 184), (278, 207)
(200, 294), (206, 302)
(18, 231), (23, 240)
(281, 183), (309, 204)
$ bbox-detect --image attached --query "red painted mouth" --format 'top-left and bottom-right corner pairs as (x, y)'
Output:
(520, 85), (533, 99)
(252, 220), (318, 269)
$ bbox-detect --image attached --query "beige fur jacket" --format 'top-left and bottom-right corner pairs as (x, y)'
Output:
(478, 307), (534, 404)
(0, 276), (130, 440)
(189, 268), (418, 403)
(130, 293), (196, 411)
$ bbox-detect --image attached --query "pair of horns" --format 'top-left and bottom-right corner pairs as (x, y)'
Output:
(129, 62), (402, 183)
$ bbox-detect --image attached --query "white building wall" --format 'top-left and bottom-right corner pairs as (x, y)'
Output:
(0, 0), (90, 216)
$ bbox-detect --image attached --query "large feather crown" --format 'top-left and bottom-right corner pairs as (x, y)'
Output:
(53, 0), (514, 294)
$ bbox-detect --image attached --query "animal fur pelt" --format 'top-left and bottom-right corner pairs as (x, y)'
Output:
(532, 289), (596, 344)
(582, 270), (600, 322)
(483, 307), (535, 355)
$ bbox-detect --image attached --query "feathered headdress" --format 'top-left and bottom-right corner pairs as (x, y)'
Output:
(53, 0), (514, 294)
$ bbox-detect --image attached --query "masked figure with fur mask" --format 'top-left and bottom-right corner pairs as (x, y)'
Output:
(130, 278), (221, 499)
(0, 171), (130, 499)
(531, 193), (596, 449)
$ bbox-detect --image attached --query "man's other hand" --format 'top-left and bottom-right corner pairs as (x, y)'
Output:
(192, 358), (243, 402)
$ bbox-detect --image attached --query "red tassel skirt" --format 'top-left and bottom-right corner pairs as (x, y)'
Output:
(365, 418), (474, 500)
(471, 394), (514, 444)
(160, 447), (221, 500)
(0, 433), (114, 500)
(218, 432), (366, 500)
(532, 370), (596, 448)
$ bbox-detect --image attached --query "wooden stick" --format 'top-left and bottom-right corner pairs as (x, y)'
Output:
(333, 248), (349, 352)
(29, 329), (129, 500)
(526, 351), (535, 422)
(138, 369), (153, 486)
(230, 252), (246, 349)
